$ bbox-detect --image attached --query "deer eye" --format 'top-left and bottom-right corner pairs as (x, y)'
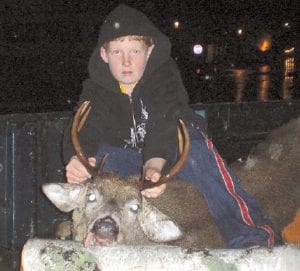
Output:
(130, 204), (140, 214)
(87, 193), (96, 202)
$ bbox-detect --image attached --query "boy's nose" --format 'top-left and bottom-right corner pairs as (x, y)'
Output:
(122, 54), (131, 66)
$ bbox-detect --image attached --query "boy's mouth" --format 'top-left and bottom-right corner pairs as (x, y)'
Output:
(122, 71), (133, 75)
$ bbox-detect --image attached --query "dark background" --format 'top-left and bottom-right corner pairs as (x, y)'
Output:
(0, 0), (298, 113)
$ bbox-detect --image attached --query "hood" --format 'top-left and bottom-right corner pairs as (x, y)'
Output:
(88, 4), (171, 89)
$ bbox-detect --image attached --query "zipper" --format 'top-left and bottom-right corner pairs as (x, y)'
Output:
(126, 94), (138, 148)
(129, 95), (137, 133)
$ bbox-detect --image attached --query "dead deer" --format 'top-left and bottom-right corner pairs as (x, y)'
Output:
(42, 101), (225, 248)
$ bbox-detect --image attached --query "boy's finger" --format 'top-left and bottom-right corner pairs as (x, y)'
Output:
(66, 170), (90, 182)
(88, 157), (96, 167)
(145, 170), (161, 183)
(150, 172), (161, 183)
(68, 165), (90, 179)
(141, 184), (166, 198)
(66, 162), (91, 182)
(66, 173), (86, 184)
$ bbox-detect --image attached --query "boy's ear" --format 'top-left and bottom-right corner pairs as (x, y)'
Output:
(147, 45), (155, 60)
(100, 47), (109, 63)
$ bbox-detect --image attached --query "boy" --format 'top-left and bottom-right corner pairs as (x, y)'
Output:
(63, 4), (274, 248)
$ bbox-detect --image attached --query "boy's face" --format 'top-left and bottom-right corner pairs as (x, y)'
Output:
(100, 37), (154, 90)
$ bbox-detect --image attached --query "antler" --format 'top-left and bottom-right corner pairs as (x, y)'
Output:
(72, 102), (190, 185)
(141, 119), (190, 190)
(71, 101), (108, 178)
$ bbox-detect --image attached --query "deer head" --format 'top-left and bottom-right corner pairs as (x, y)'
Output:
(43, 101), (190, 247)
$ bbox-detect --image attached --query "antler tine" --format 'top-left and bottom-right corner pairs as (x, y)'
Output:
(157, 119), (190, 183)
(71, 101), (98, 177)
(97, 153), (109, 175)
(177, 125), (184, 155)
(77, 101), (91, 132)
(141, 119), (190, 190)
(139, 166), (147, 191)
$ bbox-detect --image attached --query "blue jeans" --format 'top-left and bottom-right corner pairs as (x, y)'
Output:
(95, 125), (274, 248)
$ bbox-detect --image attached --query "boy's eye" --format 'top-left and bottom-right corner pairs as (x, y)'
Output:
(131, 49), (141, 54)
(110, 50), (120, 55)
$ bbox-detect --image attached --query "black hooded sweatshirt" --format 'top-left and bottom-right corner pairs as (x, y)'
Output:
(63, 4), (204, 166)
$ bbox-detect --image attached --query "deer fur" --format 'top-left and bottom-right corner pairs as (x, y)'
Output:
(232, 117), (300, 243)
(43, 173), (224, 248)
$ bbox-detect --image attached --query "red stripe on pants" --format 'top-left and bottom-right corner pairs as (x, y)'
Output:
(204, 135), (274, 246)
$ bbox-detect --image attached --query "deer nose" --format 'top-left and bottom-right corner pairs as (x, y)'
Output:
(92, 216), (119, 239)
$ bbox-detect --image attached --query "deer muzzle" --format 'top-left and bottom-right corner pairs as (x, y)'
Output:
(84, 216), (119, 247)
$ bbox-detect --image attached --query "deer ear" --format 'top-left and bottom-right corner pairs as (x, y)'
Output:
(138, 198), (183, 242)
(42, 183), (87, 212)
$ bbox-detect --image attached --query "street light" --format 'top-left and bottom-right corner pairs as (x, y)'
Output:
(237, 28), (243, 36)
(193, 44), (203, 55)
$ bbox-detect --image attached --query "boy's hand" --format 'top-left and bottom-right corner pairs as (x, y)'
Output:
(141, 158), (167, 198)
(66, 156), (96, 184)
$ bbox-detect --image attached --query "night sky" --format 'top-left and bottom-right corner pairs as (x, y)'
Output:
(1, 0), (298, 113)
(3, 0), (296, 28)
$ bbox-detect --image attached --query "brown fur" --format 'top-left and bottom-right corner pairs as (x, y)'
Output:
(232, 117), (300, 243)
(147, 180), (224, 248)
(52, 174), (225, 248)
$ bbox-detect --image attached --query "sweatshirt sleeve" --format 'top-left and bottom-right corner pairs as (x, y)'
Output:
(62, 80), (108, 164)
(142, 60), (191, 167)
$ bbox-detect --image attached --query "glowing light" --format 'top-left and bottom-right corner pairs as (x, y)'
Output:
(237, 28), (243, 35)
(258, 74), (270, 102)
(284, 22), (290, 28)
(259, 65), (271, 73)
(193, 44), (203, 55)
(233, 69), (246, 102)
(257, 35), (272, 52)
(284, 47), (295, 54)
(282, 56), (295, 100)
(174, 21), (180, 29)
(284, 57), (295, 76)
